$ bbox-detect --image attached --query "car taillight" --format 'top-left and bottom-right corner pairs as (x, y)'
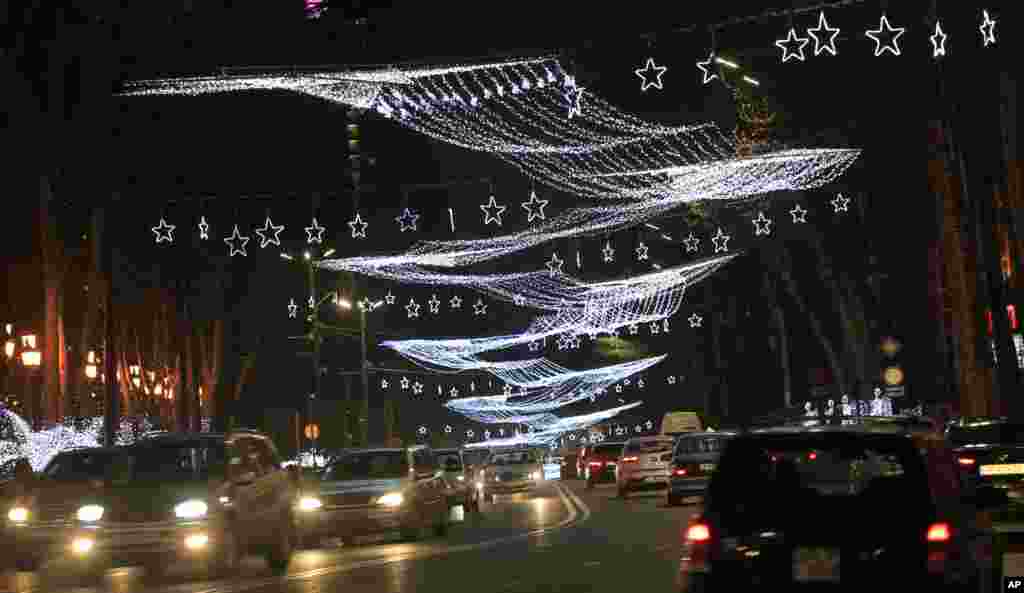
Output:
(956, 457), (976, 466)
(622, 456), (639, 463)
(686, 523), (711, 543)
(588, 461), (604, 467)
(673, 468), (688, 476)
(808, 452), (818, 461)
(926, 522), (951, 542)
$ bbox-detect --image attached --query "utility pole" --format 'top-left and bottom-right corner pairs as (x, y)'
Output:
(101, 205), (119, 447)
(307, 258), (320, 454)
(358, 279), (370, 445)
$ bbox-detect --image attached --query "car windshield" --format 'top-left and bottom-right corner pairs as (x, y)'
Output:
(324, 451), (408, 480)
(462, 450), (488, 466)
(436, 452), (462, 470)
(708, 434), (929, 532)
(490, 452), (536, 465)
(625, 440), (673, 454)
(947, 424), (1024, 447)
(43, 450), (122, 481)
(124, 443), (227, 481)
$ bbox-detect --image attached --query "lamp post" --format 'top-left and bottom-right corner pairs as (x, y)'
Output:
(20, 334), (42, 430)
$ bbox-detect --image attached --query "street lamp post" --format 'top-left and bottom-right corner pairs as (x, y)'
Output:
(20, 334), (42, 430)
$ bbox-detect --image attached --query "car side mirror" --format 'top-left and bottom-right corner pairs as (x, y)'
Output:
(971, 485), (1009, 510)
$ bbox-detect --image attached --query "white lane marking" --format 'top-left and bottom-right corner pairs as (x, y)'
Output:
(191, 482), (587, 593)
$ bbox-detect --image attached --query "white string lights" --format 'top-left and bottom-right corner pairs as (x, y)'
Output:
(865, 15), (906, 57)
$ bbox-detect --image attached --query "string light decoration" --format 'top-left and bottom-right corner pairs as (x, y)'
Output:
(288, 299), (298, 318)
(602, 242), (616, 263)
(396, 208), (420, 232)
(348, 213), (369, 238)
(696, 53), (718, 85)
(224, 225), (250, 257)
(450, 295), (463, 309)
(979, 10), (997, 47)
(775, 28), (810, 63)
(865, 15), (906, 57)
(152, 218), (176, 244)
(688, 313), (703, 328)
(806, 11), (841, 56)
(635, 58), (668, 91)
(683, 232), (700, 253)
(254, 216), (285, 248)
(711, 227), (731, 253)
(636, 242), (650, 261)
(831, 193), (850, 213)
(480, 195), (507, 226)
(305, 218), (326, 244)
(930, 21), (948, 58)
(752, 212), (772, 236)
(790, 203), (809, 223)
(521, 190), (549, 223)
(198, 216), (210, 240)
(428, 294), (441, 314)
(406, 298), (421, 318)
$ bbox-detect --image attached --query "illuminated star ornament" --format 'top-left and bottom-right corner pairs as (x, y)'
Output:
(381, 378), (389, 389)
(807, 11), (840, 56)
(979, 10), (997, 47)
(385, 291), (396, 305)
(473, 298), (488, 316)
(253, 216), (285, 248)
(400, 376), (410, 390)
(504, 384), (513, 397)
(565, 84), (585, 119)
(418, 426), (427, 435)
(428, 294), (441, 314)
(831, 193), (850, 213)
(412, 381), (423, 395)
(198, 216), (210, 240)
(865, 15), (906, 57)
(546, 252), (564, 276)
(305, 218), (326, 244)
(711, 227), (731, 253)
(752, 212), (773, 236)
(444, 425), (452, 434)
(775, 28), (810, 63)
(224, 225), (250, 257)
(649, 322), (660, 335)
(406, 298), (421, 318)
(602, 242), (615, 263)
(308, 296), (315, 309)
(480, 195), (507, 226)
(629, 323), (639, 335)
(688, 313), (704, 328)
(449, 387), (459, 398)
(635, 58), (668, 92)
(790, 204), (809, 223)
(395, 208), (420, 232)
(348, 213), (369, 239)
(667, 375), (677, 385)
(513, 294), (526, 306)
(152, 218), (176, 244)
(528, 340), (540, 352)
(682, 232), (700, 253)
(636, 242), (650, 261)
(449, 295), (463, 309)
(930, 21), (948, 58)
(287, 299), (298, 319)
(696, 53), (718, 85)
(521, 190), (549, 223)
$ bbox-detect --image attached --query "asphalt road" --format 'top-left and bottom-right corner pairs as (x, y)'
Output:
(1, 479), (702, 593)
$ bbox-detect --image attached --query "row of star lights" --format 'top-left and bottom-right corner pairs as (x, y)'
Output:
(414, 419), (657, 439)
(634, 10), (998, 91)
(149, 192), (551, 253)
(380, 369), (681, 399)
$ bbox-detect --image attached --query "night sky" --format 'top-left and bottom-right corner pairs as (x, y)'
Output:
(2, 0), (1018, 443)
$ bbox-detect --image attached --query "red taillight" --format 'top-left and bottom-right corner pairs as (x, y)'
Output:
(622, 456), (639, 463)
(686, 523), (711, 543)
(808, 452), (817, 461)
(673, 468), (688, 476)
(588, 461), (604, 467)
(957, 457), (976, 466)
(926, 522), (951, 542)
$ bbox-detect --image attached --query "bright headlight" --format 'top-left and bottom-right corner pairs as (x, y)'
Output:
(174, 499), (208, 519)
(298, 497), (322, 511)
(375, 492), (404, 507)
(456, 475), (465, 481)
(77, 505), (105, 522)
(531, 472), (540, 480)
(8, 507), (29, 522)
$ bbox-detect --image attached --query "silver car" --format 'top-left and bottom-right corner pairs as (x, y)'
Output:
(615, 436), (674, 498)
(481, 449), (543, 502)
(434, 448), (481, 513)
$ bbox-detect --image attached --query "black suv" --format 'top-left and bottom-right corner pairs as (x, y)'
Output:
(8, 431), (296, 580)
(679, 425), (1005, 591)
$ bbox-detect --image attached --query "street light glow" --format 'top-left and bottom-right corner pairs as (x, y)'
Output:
(304, 251), (311, 260)
(323, 248), (336, 258)
(715, 57), (739, 69)
(338, 298), (353, 309)
(21, 350), (41, 367)
(4, 340), (13, 359)
(742, 76), (760, 86)
(280, 253), (294, 261)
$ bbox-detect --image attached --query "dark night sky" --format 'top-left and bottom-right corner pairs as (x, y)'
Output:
(2, 0), (1019, 440)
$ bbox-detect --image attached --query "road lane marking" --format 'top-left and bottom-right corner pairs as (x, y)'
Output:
(189, 482), (588, 593)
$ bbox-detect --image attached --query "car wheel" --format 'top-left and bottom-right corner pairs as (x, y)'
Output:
(211, 528), (242, 578)
(266, 515), (295, 575)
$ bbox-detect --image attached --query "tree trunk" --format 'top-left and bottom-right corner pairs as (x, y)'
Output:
(39, 175), (64, 427)
(761, 253), (792, 408)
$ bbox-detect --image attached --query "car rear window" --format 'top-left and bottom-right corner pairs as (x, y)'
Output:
(626, 440), (673, 454)
(707, 433), (930, 532)
(947, 424), (1024, 447)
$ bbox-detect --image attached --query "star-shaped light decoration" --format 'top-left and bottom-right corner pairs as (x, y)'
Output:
(980, 10), (997, 47)
(865, 15), (906, 57)
(224, 225), (250, 257)
(358, 297), (372, 312)
(683, 232), (700, 253)
(412, 381), (423, 395)
(649, 322), (660, 335)
(807, 11), (840, 56)
(444, 425), (452, 434)
(615, 384), (623, 394)
(385, 291), (396, 305)
(602, 242), (615, 263)
(428, 294), (441, 314)
(198, 216), (210, 240)
(348, 213), (369, 239)
(635, 425), (642, 433)
(399, 375), (410, 390)
(308, 296), (315, 309)
(395, 208), (420, 232)
(930, 21), (948, 58)
(417, 426), (427, 435)
(752, 212), (773, 236)
(638, 378), (645, 389)
(381, 378), (389, 389)
(513, 294), (526, 306)
(480, 195), (507, 226)
(775, 28), (810, 63)
(254, 216), (285, 248)
(688, 313), (704, 328)
(406, 298), (421, 318)
(645, 420), (654, 430)
(473, 299), (488, 316)
(629, 323), (639, 335)
(831, 193), (850, 213)
(305, 218), (326, 244)
(556, 334), (572, 351)
(504, 384), (513, 397)
(696, 52), (718, 85)
(546, 252), (564, 276)
(152, 218), (176, 244)
(636, 242), (649, 261)
(711, 227), (731, 253)
(449, 387), (459, 398)
(873, 386), (883, 397)
(521, 190), (549, 223)
(624, 378), (631, 386)
(528, 340), (540, 352)
(570, 335), (582, 349)
(662, 319), (671, 333)
(635, 57), (668, 92)
(790, 204), (809, 223)
(287, 299), (298, 319)
(667, 375), (677, 385)
(449, 295), (463, 309)
(565, 84), (585, 119)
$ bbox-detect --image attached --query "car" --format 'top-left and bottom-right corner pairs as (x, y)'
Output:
(667, 431), (739, 506)
(615, 436), (674, 498)
(434, 448), (481, 513)
(583, 442), (626, 489)
(461, 447), (490, 485)
(294, 445), (449, 546)
(481, 449), (543, 502)
(678, 424), (1005, 591)
(947, 417), (1024, 505)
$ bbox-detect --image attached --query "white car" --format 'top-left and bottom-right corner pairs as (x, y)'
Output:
(481, 450), (543, 502)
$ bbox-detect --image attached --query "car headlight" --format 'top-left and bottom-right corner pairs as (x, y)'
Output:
(531, 472), (540, 480)
(375, 492), (404, 507)
(8, 507), (29, 523)
(77, 505), (105, 522)
(298, 496), (322, 511)
(174, 499), (208, 519)
(456, 475), (465, 481)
